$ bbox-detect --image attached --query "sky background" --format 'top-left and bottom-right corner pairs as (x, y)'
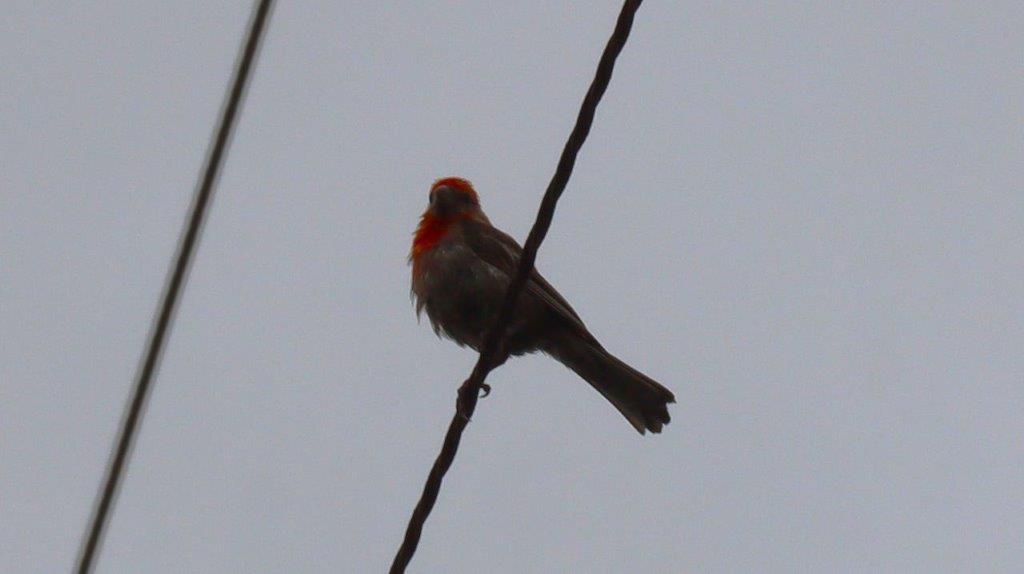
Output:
(3, 1), (1023, 572)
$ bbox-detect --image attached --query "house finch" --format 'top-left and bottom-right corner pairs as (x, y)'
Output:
(409, 177), (675, 434)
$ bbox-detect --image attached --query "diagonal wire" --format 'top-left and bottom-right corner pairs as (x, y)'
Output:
(389, 1), (644, 572)
(74, 1), (275, 572)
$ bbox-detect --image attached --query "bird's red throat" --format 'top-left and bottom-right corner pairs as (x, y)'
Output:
(410, 212), (467, 266)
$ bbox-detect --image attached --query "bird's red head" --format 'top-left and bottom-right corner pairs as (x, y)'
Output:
(410, 177), (483, 263)
(429, 177), (479, 206)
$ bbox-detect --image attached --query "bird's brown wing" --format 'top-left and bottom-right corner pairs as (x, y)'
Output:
(460, 217), (590, 333)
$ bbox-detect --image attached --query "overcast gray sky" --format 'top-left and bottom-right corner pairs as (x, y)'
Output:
(3, 2), (1023, 572)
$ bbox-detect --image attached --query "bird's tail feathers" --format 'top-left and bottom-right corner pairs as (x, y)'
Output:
(545, 333), (675, 434)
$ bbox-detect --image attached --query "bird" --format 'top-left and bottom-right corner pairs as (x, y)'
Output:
(409, 177), (675, 434)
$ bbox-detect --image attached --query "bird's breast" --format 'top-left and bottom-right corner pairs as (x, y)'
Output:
(410, 242), (508, 349)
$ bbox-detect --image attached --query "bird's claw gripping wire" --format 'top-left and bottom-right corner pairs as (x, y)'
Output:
(456, 381), (492, 422)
